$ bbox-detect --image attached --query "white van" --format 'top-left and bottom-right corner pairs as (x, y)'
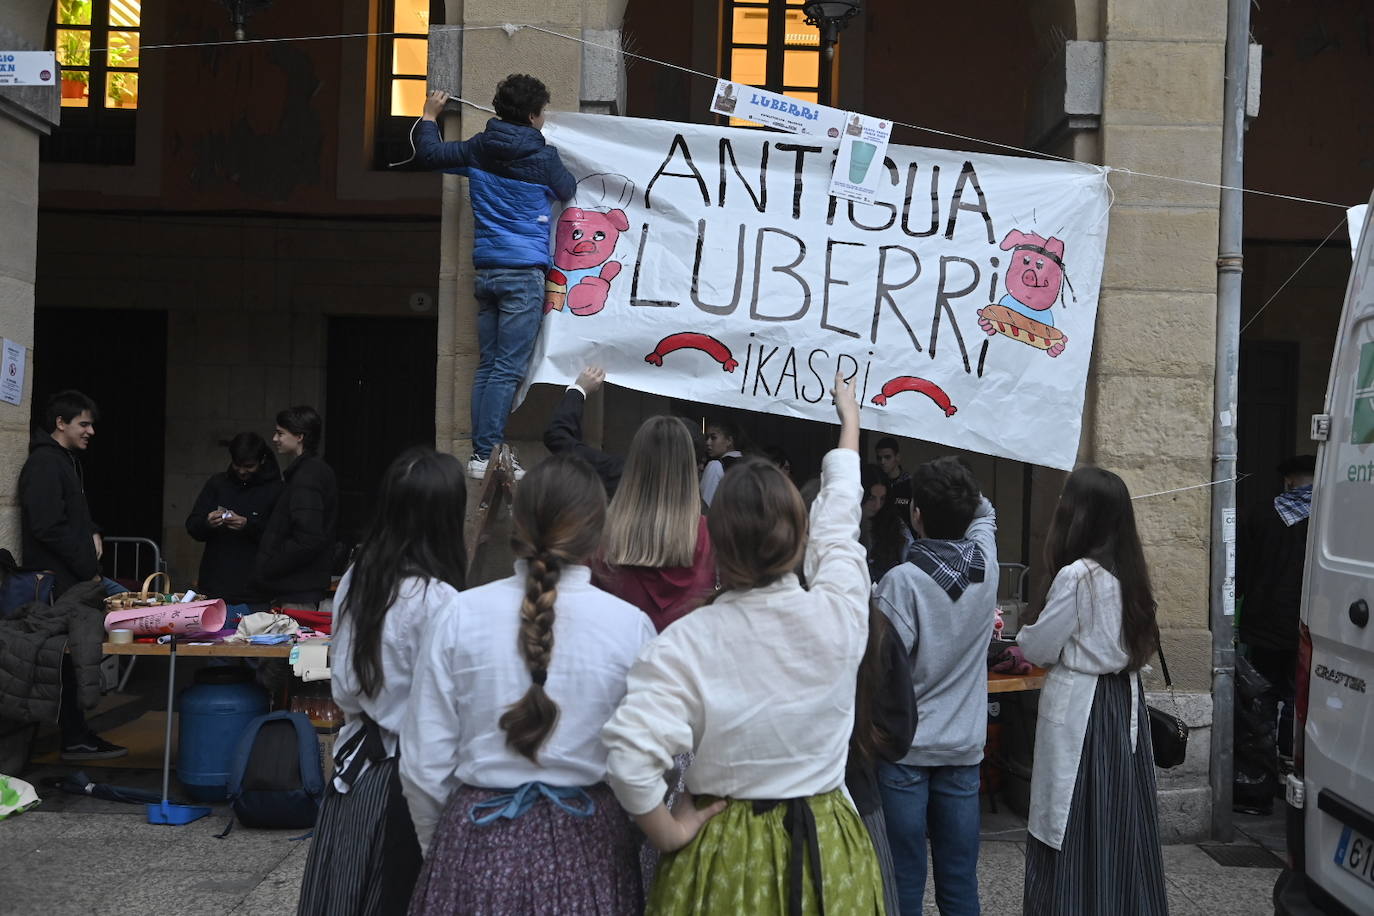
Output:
(1275, 196), (1374, 916)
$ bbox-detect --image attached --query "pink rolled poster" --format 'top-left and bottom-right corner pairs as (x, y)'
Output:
(103, 599), (227, 637)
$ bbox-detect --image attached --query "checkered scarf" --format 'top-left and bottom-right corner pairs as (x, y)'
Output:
(905, 538), (986, 601)
(1274, 484), (1313, 527)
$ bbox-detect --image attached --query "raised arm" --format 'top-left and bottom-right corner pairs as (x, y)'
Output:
(801, 373), (868, 602)
(542, 368), (625, 493)
(414, 90), (476, 170)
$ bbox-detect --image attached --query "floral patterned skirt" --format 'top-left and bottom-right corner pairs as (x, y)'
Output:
(407, 782), (642, 916)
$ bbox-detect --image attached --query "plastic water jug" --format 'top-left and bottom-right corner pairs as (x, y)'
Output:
(177, 666), (269, 802)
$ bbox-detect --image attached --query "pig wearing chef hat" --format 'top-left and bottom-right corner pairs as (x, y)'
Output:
(978, 229), (1070, 358)
(543, 207), (628, 317)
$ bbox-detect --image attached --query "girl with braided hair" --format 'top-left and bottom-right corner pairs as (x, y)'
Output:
(602, 373), (884, 916)
(401, 454), (670, 915)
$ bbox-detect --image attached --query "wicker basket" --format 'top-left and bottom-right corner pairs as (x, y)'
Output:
(103, 571), (174, 611)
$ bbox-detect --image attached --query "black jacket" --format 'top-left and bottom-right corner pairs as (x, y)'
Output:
(186, 462), (284, 604)
(18, 429), (100, 595)
(543, 388), (624, 496)
(254, 454), (338, 603)
(1238, 504), (1308, 653)
(0, 580), (107, 725)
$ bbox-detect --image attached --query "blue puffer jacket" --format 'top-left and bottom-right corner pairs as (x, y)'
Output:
(415, 118), (576, 269)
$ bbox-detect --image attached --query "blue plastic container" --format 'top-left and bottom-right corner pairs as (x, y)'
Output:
(177, 668), (269, 802)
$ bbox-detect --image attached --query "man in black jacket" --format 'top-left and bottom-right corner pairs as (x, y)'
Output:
(254, 406), (338, 608)
(16, 390), (126, 759)
(186, 432), (283, 606)
(542, 367), (625, 495)
(542, 367), (707, 498)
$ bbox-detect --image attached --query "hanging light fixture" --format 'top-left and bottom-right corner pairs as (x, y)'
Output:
(219, 0), (275, 41)
(802, 0), (861, 107)
(801, 0), (861, 53)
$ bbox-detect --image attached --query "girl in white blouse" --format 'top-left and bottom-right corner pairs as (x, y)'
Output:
(601, 374), (884, 916)
(401, 454), (660, 916)
(296, 447), (466, 916)
(1016, 466), (1169, 915)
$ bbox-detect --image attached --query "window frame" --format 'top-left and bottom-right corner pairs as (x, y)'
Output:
(45, 0), (140, 165)
(373, 0), (443, 170)
(721, 0), (821, 102)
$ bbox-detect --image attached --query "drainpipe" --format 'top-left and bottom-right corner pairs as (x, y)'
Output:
(434, 4), (464, 454)
(1209, 0), (1250, 843)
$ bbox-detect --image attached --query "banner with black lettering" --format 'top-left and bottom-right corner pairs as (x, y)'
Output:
(525, 111), (1110, 470)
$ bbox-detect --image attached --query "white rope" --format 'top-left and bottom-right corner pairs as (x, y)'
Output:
(69, 18), (1358, 211)
(1239, 216), (1351, 333)
(1131, 475), (1249, 501)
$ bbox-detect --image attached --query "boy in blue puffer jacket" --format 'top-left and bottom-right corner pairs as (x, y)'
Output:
(417, 75), (577, 481)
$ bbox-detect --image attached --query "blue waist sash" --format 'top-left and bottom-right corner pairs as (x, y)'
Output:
(468, 781), (597, 825)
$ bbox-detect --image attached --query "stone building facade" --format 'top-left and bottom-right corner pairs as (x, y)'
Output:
(2, 0), (1368, 841)
(0, 0), (58, 554)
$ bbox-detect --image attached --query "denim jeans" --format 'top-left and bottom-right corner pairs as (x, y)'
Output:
(878, 761), (982, 916)
(470, 267), (547, 459)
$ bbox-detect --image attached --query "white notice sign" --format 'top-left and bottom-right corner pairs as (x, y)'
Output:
(1, 339), (26, 406)
(0, 51), (57, 86)
(710, 80), (846, 138)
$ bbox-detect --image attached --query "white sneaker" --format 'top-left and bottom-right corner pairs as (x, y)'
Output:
(467, 453), (526, 481)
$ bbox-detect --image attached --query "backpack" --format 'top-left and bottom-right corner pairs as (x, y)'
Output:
(0, 549), (55, 620)
(225, 711), (323, 830)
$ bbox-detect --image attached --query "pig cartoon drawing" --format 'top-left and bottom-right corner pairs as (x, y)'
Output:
(544, 207), (628, 317)
(977, 229), (1071, 358)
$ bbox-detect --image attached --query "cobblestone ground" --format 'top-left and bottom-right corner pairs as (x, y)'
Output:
(0, 784), (1285, 916)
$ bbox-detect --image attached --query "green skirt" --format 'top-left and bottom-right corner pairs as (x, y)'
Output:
(647, 788), (884, 916)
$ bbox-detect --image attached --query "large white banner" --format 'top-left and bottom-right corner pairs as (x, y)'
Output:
(527, 112), (1110, 470)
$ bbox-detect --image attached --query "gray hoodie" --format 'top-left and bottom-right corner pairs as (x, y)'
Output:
(874, 498), (998, 767)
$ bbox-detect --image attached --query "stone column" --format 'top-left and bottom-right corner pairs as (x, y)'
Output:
(433, 0), (624, 579)
(0, 10), (60, 564)
(1091, 0), (1228, 840)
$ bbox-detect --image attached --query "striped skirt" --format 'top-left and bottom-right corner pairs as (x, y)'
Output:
(647, 789), (884, 916)
(860, 805), (900, 916)
(408, 783), (643, 916)
(297, 758), (422, 916)
(1023, 671), (1169, 916)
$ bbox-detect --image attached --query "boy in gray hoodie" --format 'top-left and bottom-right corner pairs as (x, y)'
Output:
(874, 456), (997, 916)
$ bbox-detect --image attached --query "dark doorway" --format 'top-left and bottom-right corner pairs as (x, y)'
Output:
(29, 307), (168, 545)
(325, 316), (438, 549)
(1237, 340), (1299, 518)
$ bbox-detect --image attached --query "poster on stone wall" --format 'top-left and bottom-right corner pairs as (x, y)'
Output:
(523, 111), (1111, 470)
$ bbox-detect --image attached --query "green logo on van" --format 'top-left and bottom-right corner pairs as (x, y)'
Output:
(1355, 341), (1374, 445)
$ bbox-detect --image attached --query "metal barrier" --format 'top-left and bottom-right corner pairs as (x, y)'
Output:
(101, 536), (166, 691)
(102, 536), (166, 589)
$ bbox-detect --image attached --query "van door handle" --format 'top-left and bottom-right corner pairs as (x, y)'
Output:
(1352, 600), (1370, 628)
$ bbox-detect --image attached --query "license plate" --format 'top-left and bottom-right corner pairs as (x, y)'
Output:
(1333, 825), (1374, 890)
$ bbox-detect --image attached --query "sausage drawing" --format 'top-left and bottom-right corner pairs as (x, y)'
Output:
(871, 376), (957, 416)
(644, 332), (739, 372)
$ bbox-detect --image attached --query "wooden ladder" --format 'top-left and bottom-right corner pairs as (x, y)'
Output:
(466, 444), (518, 573)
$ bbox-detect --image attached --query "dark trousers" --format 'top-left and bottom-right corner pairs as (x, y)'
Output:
(57, 656), (89, 744)
(1247, 646), (1296, 759)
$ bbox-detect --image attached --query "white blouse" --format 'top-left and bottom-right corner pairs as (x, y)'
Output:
(601, 448), (869, 816)
(1016, 558), (1140, 850)
(399, 563), (656, 852)
(330, 572), (459, 791)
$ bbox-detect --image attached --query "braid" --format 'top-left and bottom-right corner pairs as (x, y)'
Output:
(499, 551), (563, 761)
